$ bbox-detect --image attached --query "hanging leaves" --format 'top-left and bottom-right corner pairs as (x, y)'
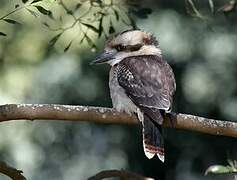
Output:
(22, 0), (29, 3)
(205, 165), (233, 175)
(49, 33), (62, 47)
(205, 160), (237, 175)
(64, 40), (73, 52)
(81, 23), (99, 33)
(74, 3), (82, 11)
(47, 11), (54, 19)
(113, 9), (119, 21)
(128, 15), (137, 29)
(109, 20), (115, 34)
(34, 5), (50, 15)
(42, 22), (50, 28)
(26, 8), (39, 18)
(0, 32), (7, 36)
(0, 0), (153, 50)
(80, 33), (86, 44)
(31, 0), (43, 4)
(85, 34), (94, 46)
(82, 33), (97, 51)
(98, 15), (104, 37)
(3, 19), (21, 25)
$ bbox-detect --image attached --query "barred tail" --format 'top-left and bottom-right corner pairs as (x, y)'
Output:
(142, 114), (164, 162)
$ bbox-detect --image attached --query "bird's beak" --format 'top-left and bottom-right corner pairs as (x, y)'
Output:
(90, 51), (116, 65)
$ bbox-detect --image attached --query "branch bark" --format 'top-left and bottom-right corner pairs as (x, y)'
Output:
(87, 169), (154, 180)
(0, 161), (26, 180)
(0, 104), (237, 138)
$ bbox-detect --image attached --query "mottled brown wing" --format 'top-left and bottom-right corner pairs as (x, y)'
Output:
(117, 55), (176, 124)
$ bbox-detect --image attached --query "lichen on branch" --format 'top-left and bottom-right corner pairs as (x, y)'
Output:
(0, 104), (237, 138)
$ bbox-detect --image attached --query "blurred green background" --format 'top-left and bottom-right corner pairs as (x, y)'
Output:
(0, 0), (237, 179)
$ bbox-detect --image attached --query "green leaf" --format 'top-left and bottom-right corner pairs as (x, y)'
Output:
(49, 33), (62, 47)
(98, 16), (104, 37)
(22, 0), (29, 3)
(91, 0), (102, 7)
(81, 23), (99, 33)
(31, 0), (43, 4)
(42, 22), (50, 28)
(128, 15), (137, 29)
(205, 165), (232, 175)
(80, 33), (86, 44)
(109, 20), (115, 34)
(34, 5), (50, 15)
(0, 32), (7, 36)
(113, 9), (119, 21)
(64, 41), (73, 52)
(74, 3), (82, 11)
(3, 19), (21, 25)
(26, 8), (39, 17)
(109, 26), (115, 34)
(85, 34), (93, 46)
(47, 11), (54, 19)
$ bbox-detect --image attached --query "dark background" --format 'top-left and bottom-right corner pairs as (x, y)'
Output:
(0, 0), (237, 179)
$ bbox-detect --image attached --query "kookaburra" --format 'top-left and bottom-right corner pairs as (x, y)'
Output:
(91, 29), (176, 162)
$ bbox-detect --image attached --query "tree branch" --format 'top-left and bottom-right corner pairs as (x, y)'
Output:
(0, 104), (237, 138)
(87, 169), (154, 180)
(0, 161), (26, 180)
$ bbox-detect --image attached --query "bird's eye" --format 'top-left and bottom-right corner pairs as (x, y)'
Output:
(116, 45), (126, 51)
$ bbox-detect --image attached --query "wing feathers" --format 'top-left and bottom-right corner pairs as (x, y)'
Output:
(117, 55), (175, 112)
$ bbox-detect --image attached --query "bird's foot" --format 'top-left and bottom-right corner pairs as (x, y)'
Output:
(165, 112), (176, 128)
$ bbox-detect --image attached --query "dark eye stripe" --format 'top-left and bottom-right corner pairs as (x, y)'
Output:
(114, 44), (142, 52)
(127, 44), (142, 51)
(115, 45), (126, 51)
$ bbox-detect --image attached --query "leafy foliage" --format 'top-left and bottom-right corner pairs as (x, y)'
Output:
(205, 159), (237, 178)
(34, 5), (51, 15)
(185, 0), (237, 20)
(49, 33), (63, 47)
(0, 0), (153, 52)
(3, 19), (21, 25)
(0, 32), (7, 36)
(1, 0), (233, 52)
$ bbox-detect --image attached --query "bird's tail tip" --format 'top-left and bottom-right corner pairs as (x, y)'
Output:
(142, 114), (165, 162)
(143, 143), (165, 162)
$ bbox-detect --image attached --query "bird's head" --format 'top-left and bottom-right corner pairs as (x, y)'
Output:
(91, 29), (162, 66)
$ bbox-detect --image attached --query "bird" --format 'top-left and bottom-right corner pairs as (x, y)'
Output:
(91, 29), (176, 162)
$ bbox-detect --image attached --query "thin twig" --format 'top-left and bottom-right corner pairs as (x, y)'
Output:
(58, 0), (77, 20)
(0, 6), (26, 20)
(87, 169), (154, 180)
(0, 161), (26, 180)
(0, 104), (237, 138)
